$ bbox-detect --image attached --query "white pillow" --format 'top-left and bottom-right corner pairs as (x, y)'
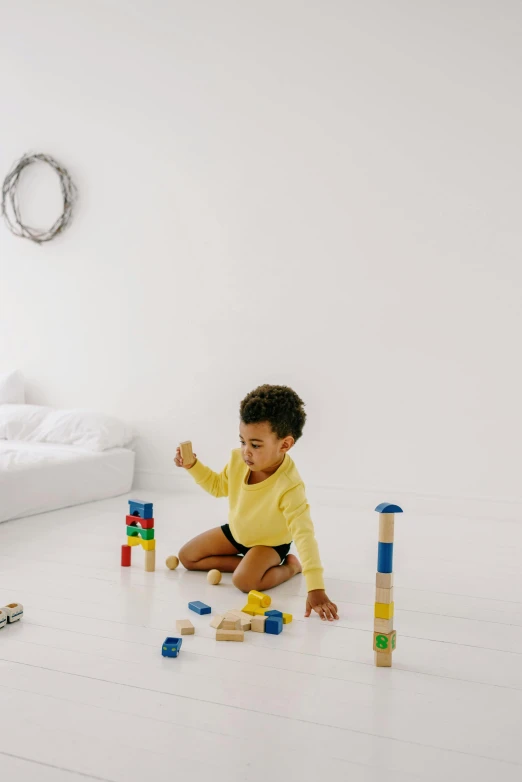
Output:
(0, 404), (50, 439)
(0, 370), (25, 404)
(0, 405), (135, 451)
(29, 408), (136, 451)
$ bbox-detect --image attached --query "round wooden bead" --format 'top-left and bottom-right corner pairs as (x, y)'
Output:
(207, 569), (222, 585)
(165, 555), (179, 570)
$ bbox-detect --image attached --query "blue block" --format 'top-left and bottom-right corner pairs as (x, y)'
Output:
(374, 502), (403, 514)
(128, 499), (154, 519)
(265, 616), (283, 635)
(265, 610), (283, 618)
(189, 601), (211, 615)
(377, 542), (394, 573)
(162, 636), (182, 657)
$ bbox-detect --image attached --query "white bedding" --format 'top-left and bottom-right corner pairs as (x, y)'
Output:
(0, 440), (135, 523)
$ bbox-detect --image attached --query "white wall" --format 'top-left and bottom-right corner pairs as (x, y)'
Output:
(1, 1), (522, 514)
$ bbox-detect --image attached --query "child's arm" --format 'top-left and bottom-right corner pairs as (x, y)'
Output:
(280, 484), (339, 621)
(174, 445), (229, 498)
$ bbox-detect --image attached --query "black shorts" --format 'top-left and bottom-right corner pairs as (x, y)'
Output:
(221, 523), (291, 564)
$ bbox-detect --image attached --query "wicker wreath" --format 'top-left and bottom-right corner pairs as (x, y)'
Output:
(1, 153), (77, 244)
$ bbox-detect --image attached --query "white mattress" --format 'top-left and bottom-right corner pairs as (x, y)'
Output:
(0, 440), (135, 523)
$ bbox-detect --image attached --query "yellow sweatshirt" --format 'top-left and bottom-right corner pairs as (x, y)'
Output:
(186, 448), (325, 592)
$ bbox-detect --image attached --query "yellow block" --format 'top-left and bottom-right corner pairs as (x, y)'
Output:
(247, 590), (271, 608)
(127, 536), (156, 551)
(282, 612), (292, 624)
(374, 602), (394, 620)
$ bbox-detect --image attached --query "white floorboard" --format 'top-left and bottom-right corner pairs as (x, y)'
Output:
(0, 491), (520, 781)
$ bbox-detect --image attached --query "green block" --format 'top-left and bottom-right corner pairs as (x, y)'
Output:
(126, 525), (155, 540)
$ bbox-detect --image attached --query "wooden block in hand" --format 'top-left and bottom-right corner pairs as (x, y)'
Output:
(216, 629), (244, 642)
(176, 619), (195, 635)
(180, 441), (195, 466)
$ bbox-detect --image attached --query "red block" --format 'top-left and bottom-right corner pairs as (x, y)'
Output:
(121, 544), (131, 566)
(126, 515), (154, 529)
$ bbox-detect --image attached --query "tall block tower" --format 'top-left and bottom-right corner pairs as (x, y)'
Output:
(373, 502), (402, 667)
(121, 499), (156, 572)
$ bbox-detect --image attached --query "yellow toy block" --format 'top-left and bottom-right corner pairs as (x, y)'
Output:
(127, 535), (156, 551)
(282, 612), (292, 624)
(247, 590), (271, 608)
(374, 602), (394, 620)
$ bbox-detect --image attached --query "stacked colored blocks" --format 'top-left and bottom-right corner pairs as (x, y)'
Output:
(373, 502), (402, 667)
(121, 499), (156, 571)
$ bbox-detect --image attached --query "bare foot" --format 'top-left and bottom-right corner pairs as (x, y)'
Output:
(285, 553), (302, 576)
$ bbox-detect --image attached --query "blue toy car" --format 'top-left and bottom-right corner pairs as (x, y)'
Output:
(161, 636), (183, 657)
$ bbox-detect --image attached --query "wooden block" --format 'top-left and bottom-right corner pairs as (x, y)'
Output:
(222, 615), (241, 630)
(376, 572), (393, 589)
(144, 549), (156, 572)
(216, 629), (244, 642)
(180, 440), (195, 466)
(374, 650), (393, 667)
(250, 615), (267, 633)
(375, 587), (394, 604)
(378, 513), (395, 543)
(175, 619), (195, 635)
(374, 602), (394, 619)
(373, 630), (397, 653)
(225, 610), (251, 630)
(374, 617), (394, 633)
(241, 603), (267, 616)
(247, 590), (271, 608)
(210, 614), (225, 629)
(282, 613), (292, 624)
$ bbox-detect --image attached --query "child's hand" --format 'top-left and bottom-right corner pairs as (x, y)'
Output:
(174, 446), (197, 469)
(305, 589), (339, 621)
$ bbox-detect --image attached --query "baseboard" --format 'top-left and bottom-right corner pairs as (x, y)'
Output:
(133, 469), (522, 522)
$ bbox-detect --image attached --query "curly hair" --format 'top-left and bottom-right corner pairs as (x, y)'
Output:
(239, 384), (307, 442)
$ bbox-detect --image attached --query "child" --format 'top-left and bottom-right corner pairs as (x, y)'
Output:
(176, 384), (338, 621)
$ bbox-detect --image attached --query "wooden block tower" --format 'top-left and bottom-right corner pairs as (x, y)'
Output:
(373, 502), (402, 667)
(121, 499), (156, 572)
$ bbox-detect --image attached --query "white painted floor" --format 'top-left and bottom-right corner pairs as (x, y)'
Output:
(0, 489), (521, 781)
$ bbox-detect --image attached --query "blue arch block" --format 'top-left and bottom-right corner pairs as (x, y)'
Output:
(374, 502), (403, 514)
(378, 542), (393, 573)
